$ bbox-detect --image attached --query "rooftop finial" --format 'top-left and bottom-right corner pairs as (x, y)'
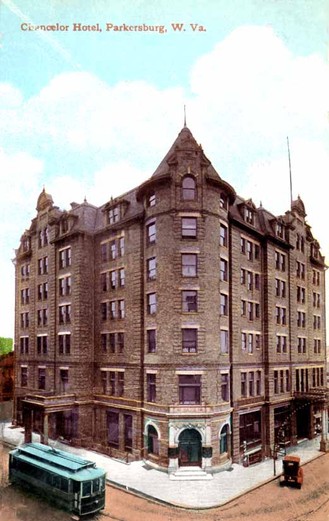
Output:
(184, 105), (187, 127)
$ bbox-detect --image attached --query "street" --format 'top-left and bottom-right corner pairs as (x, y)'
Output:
(0, 443), (328, 521)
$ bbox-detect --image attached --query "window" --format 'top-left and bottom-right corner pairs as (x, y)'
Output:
(179, 375), (201, 404)
(21, 367), (28, 387)
(148, 192), (156, 207)
(220, 293), (228, 315)
(37, 308), (48, 327)
(109, 372), (115, 395)
(21, 288), (30, 305)
(108, 206), (119, 224)
(220, 329), (229, 354)
(38, 256), (48, 275)
(118, 267), (126, 287)
(182, 329), (197, 353)
(182, 175), (196, 200)
(239, 412), (261, 451)
(245, 208), (254, 224)
(314, 339), (321, 354)
(312, 269), (320, 286)
(38, 227), (48, 248)
(296, 285), (306, 305)
(60, 369), (69, 393)
(248, 372), (254, 396)
(276, 306), (286, 325)
(297, 337), (306, 354)
(147, 374), (156, 402)
(20, 337), (29, 354)
(297, 311), (306, 328)
(147, 425), (159, 455)
(274, 370), (279, 394)
(220, 424), (228, 453)
(247, 271), (253, 290)
(58, 334), (71, 355)
(276, 222), (284, 238)
(220, 224), (228, 247)
(247, 241), (253, 260)
(110, 240), (117, 260)
(147, 222), (156, 244)
(241, 332), (247, 351)
(21, 263), (30, 280)
(107, 411), (119, 447)
(147, 257), (156, 280)
(181, 253), (197, 277)
(241, 268), (246, 285)
(147, 329), (156, 353)
(117, 332), (124, 353)
(220, 193), (228, 210)
(277, 335), (287, 353)
(118, 300), (125, 319)
(110, 301), (116, 319)
(275, 251), (286, 271)
(313, 292), (320, 308)
(241, 237), (246, 254)
(296, 261), (305, 280)
(101, 272), (109, 292)
(256, 371), (261, 395)
(221, 373), (229, 401)
(101, 333), (108, 352)
(59, 276), (71, 296)
(38, 368), (46, 390)
(118, 372), (124, 397)
(182, 290), (197, 312)
(241, 372), (247, 397)
(59, 305), (71, 324)
(313, 315), (321, 330)
(20, 312), (29, 328)
(109, 333), (115, 353)
(37, 335), (48, 355)
(124, 414), (133, 452)
(248, 333), (253, 353)
(220, 258), (228, 281)
(147, 293), (157, 314)
(59, 248), (71, 269)
(181, 217), (197, 238)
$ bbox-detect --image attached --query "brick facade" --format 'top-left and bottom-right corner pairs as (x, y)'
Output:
(13, 126), (327, 472)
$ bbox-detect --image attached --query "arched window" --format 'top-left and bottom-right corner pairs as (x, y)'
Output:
(220, 424), (229, 454)
(147, 425), (159, 455)
(182, 176), (196, 200)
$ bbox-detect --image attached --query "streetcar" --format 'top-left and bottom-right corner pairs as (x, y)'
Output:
(9, 442), (106, 516)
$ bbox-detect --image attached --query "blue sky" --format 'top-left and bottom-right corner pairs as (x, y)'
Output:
(0, 0), (328, 338)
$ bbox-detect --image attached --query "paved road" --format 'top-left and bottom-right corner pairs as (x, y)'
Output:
(1, 443), (328, 521)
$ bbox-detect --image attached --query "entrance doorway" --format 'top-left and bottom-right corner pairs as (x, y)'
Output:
(296, 405), (310, 439)
(178, 428), (202, 467)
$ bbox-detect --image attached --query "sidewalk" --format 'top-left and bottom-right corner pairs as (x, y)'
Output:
(0, 422), (324, 509)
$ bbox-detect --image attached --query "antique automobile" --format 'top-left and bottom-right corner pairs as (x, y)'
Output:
(280, 455), (303, 489)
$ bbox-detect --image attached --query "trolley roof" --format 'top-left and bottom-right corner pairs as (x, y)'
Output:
(10, 443), (106, 481)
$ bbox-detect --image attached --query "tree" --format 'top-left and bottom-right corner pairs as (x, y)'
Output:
(0, 338), (13, 356)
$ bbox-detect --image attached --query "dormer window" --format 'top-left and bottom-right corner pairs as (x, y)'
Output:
(61, 219), (69, 234)
(148, 192), (156, 207)
(311, 243), (319, 259)
(220, 193), (228, 210)
(22, 236), (31, 252)
(108, 206), (120, 225)
(244, 208), (254, 225)
(276, 222), (284, 239)
(182, 176), (196, 201)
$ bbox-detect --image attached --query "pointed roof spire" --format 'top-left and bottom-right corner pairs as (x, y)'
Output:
(184, 105), (187, 128)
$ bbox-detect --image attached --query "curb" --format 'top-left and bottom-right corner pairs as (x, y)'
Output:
(106, 451), (326, 511)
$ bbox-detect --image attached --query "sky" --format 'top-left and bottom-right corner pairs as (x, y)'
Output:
(0, 0), (328, 339)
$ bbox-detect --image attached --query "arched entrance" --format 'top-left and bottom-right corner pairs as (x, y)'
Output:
(178, 428), (202, 467)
